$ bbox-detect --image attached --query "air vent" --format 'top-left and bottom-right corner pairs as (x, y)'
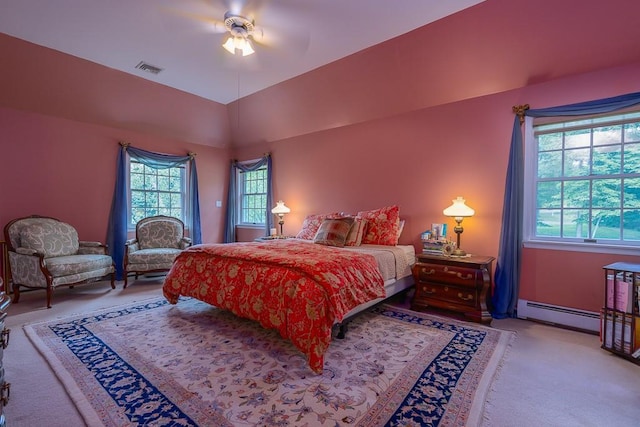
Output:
(135, 61), (163, 75)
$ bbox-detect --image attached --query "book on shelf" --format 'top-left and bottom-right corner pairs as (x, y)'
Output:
(600, 310), (640, 354)
(606, 277), (635, 313)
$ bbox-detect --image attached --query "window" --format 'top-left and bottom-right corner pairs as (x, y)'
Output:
(237, 166), (267, 225)
(128, 160), (186, 227)
(524, 111), (640, 251)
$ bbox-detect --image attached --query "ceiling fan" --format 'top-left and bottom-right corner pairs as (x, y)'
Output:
(165, 0), (310, 60)
(221, 12), (258, 56)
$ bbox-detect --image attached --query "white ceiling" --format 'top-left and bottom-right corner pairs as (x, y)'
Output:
(0, 0), (484, 105)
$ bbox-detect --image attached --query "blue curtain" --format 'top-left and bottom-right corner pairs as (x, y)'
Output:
(492, 91), (640, 319)
(224, 154), (273, 243)
(106, 143), (202, 280)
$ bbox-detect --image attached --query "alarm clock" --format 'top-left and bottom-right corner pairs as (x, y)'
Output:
(441, 242), (455, 256)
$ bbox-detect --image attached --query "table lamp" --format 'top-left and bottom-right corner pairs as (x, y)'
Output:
(271, 200), (291, 236)
(443, 196), (475, 256)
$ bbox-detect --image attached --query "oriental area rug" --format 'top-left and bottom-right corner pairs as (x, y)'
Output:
(24, 297), (514, 427)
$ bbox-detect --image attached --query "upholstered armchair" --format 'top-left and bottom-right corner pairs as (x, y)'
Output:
(3, 215), (115, 308)
(124, 215), (191, 287)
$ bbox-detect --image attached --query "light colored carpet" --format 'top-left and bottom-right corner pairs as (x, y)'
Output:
(23, 296), (512, 426)
(4, 279), (640, 426)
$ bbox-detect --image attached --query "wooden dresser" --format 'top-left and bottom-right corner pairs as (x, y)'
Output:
(411, 253), (494, 324)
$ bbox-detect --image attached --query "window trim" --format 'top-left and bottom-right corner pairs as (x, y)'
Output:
(522, 115), (640, 255)
(126, 156), (188, 230)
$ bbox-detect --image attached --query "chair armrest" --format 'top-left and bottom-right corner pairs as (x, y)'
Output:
(78, 241), (108, 255)
(180, 237), (192, 249)
(126, 239), (139, 253)
(79, 240), (104, 247)
(15, 247), (39, 256)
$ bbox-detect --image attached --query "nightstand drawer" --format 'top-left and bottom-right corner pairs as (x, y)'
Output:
(415, 263), (479, 287)
(415, 282), (477, 308)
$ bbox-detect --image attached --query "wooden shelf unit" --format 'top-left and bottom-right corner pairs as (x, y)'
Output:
(601, 262), (640, 365)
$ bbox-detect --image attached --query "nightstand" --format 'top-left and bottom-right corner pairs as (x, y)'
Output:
(411, 253), (494, 324)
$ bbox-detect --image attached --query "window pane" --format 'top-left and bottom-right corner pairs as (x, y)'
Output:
(144, 174), (157, 190)
(624, 178), (640, 208)
(623, 142), (640, 174)
(592, 209), (621, 239)
(538, 133), (562, 151)
(537, 152), (562, 178)
(592, 179), (620, 208)
(564, 148), (590, 177)
(563, 180), (590, 208)
(624, 122), (640, 142)
(562, 209), (588, 238)
(536, 209), (560, 237)
(593, 125), (622, 146)
(537, 181), (561, 208)
(157, 175), (170, 190)
(564, 129), (590, 149)
(623, 209), (640, 241)
(592, 146), (621, 175)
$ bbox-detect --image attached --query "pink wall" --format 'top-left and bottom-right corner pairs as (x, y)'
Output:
(0, 107), (230, 246)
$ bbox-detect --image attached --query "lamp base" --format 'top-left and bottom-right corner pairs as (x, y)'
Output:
(451, 248), (467, 257)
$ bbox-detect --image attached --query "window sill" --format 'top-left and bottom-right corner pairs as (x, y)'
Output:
(523, 239), (639, 256)
(236, 224), (266, 229)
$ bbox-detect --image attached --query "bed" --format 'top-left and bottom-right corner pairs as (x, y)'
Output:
(162, 238), (415, 374)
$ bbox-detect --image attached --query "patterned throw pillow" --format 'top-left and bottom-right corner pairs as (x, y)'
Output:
(345, 217), (367, 246)
(295, 213), (339, 240)
(313, 217), (355, 247)
(357, 205), (401, 246)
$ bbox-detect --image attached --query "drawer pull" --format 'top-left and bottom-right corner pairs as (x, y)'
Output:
(457, 292), (473, 301)
(0, 328), (10, 349)
(421, 268), (436, 275)
(422, 287), (436, 294)
(0, 382), (10, 406)
(443, 267), (473, 280)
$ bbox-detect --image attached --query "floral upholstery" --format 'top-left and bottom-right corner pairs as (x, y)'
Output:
(3, 215), (116, 308)
(124, 216), (191, 287)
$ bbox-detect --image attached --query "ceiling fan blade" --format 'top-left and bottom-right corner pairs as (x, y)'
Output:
(161, 7), (227, 34)
(251, 22), (310, 58)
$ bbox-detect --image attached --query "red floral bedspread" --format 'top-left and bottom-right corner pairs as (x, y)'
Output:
(162, 239), (384, 373)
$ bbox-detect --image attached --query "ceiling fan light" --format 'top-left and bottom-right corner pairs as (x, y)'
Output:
(222, 36), (236, 54)
(241, 39), (255, 56)
(222, 35), (255, 56)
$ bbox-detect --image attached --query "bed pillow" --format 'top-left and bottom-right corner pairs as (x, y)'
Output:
(295, 213), (340, 240)
(357, 205), (401, 246)
(313, 217), (355, 247)
(345, 217), (367, 246)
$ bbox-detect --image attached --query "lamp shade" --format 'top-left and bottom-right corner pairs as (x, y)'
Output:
(222, 36), (255, 56)
(271, 200), (291, 215)
(443, 197), (475, 218)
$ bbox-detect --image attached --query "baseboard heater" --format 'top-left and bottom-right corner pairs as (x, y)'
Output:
(517, 299), (600, 333)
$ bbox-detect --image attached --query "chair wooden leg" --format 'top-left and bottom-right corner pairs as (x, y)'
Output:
(12, 284), (20, 303)
(46, 285), (53, 309)
(123, 272), (128, 289)
(110, 273), (116, 289)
